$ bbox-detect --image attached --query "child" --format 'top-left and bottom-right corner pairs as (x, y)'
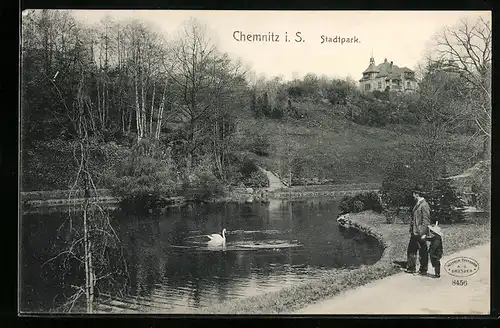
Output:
(426, 221), (444, 278)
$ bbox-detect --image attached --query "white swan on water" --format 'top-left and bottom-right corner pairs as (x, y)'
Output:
(206, 228), (226, 245)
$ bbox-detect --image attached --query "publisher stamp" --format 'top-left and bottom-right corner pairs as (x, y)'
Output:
(444, 256), (479, 277)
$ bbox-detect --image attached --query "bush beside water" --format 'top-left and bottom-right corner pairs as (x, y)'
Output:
(339, 191), (383, 215)
(103, 139), (266, 211)
(379, 157), (467, 224)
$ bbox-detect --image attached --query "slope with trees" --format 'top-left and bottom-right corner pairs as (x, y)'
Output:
(21, 11), (490, 213)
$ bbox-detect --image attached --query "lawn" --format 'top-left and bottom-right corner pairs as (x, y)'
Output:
(234, 95), (482, 185)
(239, 112), (480, 185)
(194, 210), (490, 314)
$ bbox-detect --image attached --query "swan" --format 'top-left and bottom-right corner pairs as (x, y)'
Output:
(206, 228), (226, 245)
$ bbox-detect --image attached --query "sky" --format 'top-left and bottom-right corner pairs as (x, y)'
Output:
(68, 10), (491, 81)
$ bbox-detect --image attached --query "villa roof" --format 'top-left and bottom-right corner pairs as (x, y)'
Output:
(363, 63), (379, 73)
(362, 58), (415, 80)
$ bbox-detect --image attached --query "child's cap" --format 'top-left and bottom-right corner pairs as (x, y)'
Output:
(428, 221), (443, 236)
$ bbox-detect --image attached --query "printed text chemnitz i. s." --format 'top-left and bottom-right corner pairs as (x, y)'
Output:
(232, 31), (361, 45)
(233, 31), (304, 43)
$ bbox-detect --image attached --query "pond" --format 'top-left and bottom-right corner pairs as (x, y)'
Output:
(20, 197), (384, 314)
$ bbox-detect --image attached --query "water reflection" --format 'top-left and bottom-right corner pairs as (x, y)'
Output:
(21, 197), (383, 313)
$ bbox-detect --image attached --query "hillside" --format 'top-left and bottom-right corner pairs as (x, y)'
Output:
(21, 95), (481, 194)
(21, 10), (489, 200)
(236, 98), (481, 185)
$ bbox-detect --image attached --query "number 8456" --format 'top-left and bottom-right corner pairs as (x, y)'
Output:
(452, 279), (467, 286)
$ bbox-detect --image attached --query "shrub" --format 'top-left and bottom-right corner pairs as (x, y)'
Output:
(239, 158), (259, 177)
(233, 126), (271, 157)
(380, 159), (428, 208)
(21, 139), (77, 191)
(91, 141), (130, 187)
(349, 97), (396, 127)
(361, 191), (384, 213)
(182, 166), (225, 201)
(339, 191), (383, 214)
(251, 134), (271, 157)
(353, 200), (364, 212)
(339, 196), (354, 214)
(286, 85), (305, 98)
(21, 138), (127, 191)
(270, 106), (284, 119)
(242, 168), (268, 188)
(325, 79), (356, 105)
(427, 178), (465, 223)
(225, 155), (268, 188)
(380, 158), (467, 224)
(106, 139), (180, 211)
(372, 90), (389, 101)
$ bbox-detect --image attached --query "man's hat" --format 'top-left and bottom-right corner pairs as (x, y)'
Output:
(412, 184), (427, 195)
(428, 221), (443, 236)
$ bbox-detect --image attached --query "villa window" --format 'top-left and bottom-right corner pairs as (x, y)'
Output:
(365, 83), (371, 91)
(378, 81), (382, 89)
(406, 81), (410, 88)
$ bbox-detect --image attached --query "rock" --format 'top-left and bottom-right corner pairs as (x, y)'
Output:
(337, 213), (351, 228)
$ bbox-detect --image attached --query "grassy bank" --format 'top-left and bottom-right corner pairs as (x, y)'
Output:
(194, 210), (490, 314)
(240, 105), (480, 185)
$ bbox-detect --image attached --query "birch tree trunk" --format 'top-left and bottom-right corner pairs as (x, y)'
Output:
(96, 79), (101, 127)
(128, 108), (132, 134)
(140, 76), (146, 140)
(149, 82), (156, 138)
(134, 78), (141, 141)
(82, 198), (93, 313)
(102, 79), (106, 130)
(155, 81), (168, 140)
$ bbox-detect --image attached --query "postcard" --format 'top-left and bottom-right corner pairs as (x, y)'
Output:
(19, 9), (491, 315)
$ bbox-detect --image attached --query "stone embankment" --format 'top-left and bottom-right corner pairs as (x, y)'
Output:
(21, 189), (187, 207)
(21, 189), (118, 207)
(21, 168), (380, 209)
(337, 213), (391, 261)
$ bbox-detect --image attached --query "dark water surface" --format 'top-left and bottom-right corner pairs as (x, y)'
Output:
(20, 198), (383, 313)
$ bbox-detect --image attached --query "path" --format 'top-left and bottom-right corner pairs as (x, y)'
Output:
(258, 167), (287, 191)
(294, 242), (490, 315)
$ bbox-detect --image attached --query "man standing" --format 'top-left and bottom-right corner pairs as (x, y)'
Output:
(405, 189), (431, 275)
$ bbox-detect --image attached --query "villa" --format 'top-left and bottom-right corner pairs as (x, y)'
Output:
(359, 56), (418, 93)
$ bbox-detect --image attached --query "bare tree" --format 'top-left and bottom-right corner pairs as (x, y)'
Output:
(415, 59), (457, 173)
(265, 76), (285, 110)
(166, 18), (219, 176)
(432, 16), (491, 141)
(30, 13), (130, 312)
(275, 123), (307, 193)
(208, 55), (248, 179)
